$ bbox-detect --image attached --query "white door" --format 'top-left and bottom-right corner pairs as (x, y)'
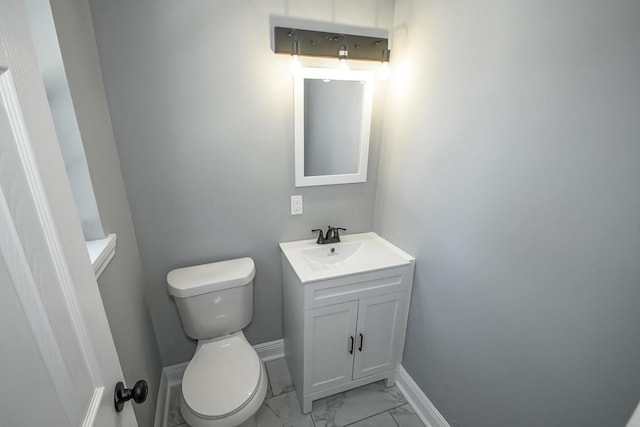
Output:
(304, 301), (358, 394)
(0, 0), (137, 426)
(353, 293), (403, 380)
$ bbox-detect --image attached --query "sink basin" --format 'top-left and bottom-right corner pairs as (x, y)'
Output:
(300, 241), (364, 264)
(280, 232), (414, 283)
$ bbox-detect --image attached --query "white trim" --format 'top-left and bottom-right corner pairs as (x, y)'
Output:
(81, 387), (103, 427)
(153, 370), (167, 427)
(164, 361), (189, 387)
(154, 340), (284, 427)
(395, 365), (450, 427)
(293, 67), (374, 187)
(253, 338), (285, 361)
(86, 233), (116, 278)
(159, 362), (189, 427)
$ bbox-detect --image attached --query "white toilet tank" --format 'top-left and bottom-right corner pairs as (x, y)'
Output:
(167, 257), (255, 340)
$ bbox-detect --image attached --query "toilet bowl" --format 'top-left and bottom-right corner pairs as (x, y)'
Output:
(167, 258), (265, 427)
(180, 332), (267, 427)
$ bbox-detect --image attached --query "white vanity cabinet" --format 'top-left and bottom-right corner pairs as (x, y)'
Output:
(306, 292), (405, 394)
(280, 233), (415, 414)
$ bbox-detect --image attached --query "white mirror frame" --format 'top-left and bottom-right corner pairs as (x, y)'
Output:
(294, 67), (375, 187)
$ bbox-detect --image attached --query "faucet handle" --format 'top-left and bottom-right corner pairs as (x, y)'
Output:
(312, 229), (325, 244)
(325, 226), (336, 241)
(334, 227), (347, 241)
(324, 226), (346, 242)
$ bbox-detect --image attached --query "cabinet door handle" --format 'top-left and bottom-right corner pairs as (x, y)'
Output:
(349, 336), (354, 354)
(358, 333), (364, 351)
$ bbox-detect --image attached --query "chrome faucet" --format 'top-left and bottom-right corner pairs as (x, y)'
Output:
(312, 226), (347, 244)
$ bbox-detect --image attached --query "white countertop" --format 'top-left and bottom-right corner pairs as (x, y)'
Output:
(279, 232), (414, 283)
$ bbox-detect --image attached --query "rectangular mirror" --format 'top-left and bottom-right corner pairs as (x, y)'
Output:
(294, 67), (374, 187)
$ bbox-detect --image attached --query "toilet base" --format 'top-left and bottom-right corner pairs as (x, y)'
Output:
(236, 415), (257, 427)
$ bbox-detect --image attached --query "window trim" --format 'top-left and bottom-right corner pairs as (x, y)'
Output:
(86, 234), (116, 278)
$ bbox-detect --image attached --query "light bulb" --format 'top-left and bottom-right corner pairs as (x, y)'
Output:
(338, 44), (349, 70)
(289, 38), (301, 75)
(378, 48), (391, 80)
(290, 55), (301, 75)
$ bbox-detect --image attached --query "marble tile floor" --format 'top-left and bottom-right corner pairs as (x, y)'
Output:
(167, 357), (424, 427)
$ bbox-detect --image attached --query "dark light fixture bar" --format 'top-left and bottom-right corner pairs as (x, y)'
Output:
(274, 26), (389, 61)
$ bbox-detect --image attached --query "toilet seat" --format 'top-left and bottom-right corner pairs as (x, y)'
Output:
(182, 333), (261, 419)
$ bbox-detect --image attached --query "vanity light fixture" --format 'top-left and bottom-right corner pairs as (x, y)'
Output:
(273, 26), (390, 76)
(378, 48), (391, 80)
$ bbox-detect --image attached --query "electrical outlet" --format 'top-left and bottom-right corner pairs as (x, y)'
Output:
(291, 195), (303, 215)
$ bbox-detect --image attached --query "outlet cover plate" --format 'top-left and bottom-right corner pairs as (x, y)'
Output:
(291, 195), (303, 215)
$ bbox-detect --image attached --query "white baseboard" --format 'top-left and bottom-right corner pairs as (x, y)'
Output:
(253, 338), (285, 362)
(154, 340), (450, 427)
(395, 365), (450, 427)
(154, 361), (188, 427)
(153, 368), (167, 427)
(154, 339), (284, 427)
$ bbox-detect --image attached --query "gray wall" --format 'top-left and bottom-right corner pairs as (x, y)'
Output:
(375, 1), (640, 426)
(88, 0), (395, 366)
(46, 0), (163, 425)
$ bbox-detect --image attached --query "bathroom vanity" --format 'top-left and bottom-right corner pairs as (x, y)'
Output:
(280, 232), (415, 413)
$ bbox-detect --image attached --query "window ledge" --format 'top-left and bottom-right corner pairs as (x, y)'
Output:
(86, 234), (117, 278)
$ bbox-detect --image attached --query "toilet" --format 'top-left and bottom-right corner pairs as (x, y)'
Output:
(167, 257), (267, 427)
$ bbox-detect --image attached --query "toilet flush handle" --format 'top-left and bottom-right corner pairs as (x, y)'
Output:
(114, 379), (148, 412)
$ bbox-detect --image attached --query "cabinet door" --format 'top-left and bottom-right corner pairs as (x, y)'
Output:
(304, 301), (358, 394)
(353, 293), (404, 380)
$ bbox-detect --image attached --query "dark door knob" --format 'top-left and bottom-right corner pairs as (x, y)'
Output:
(114, 379), (148, 412)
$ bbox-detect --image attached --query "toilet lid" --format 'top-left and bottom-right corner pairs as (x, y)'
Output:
(182, 335), (261, 418)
